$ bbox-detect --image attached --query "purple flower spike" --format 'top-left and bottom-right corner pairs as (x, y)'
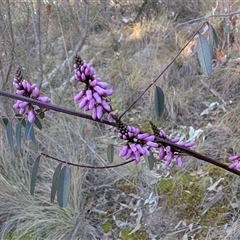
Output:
(74, 55), (114, 121)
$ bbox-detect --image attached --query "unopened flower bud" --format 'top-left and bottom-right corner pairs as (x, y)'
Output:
(28, 109), (36, 123)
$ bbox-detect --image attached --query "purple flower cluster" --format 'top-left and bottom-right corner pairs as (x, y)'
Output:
(13, 68), (51, 123)
(229, 155), (240, 169)
(157, 129), (195, 167)
(74, 55), (114, 121)
(118, 124), (158, 164)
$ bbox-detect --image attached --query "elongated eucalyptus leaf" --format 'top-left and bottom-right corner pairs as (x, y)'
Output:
(107, 144), (114, 163)
(24, 121), (33, 139)
(0, 117), (9, 129)
(38, 111), (45, 119)
(16, 121), (22, 153)
(57, 165), (71, 208)
(29, 126), (37, 148)
(51, 163), (62, 203)
(197, 34), (212, 76)
(209, 24), (218, 57)
(34, 117), (42, 130)
(144, 151), (155, 170)
(6, 121), (14, 152)
(154, 86), (165, 118)
(30, 155), (41, 195)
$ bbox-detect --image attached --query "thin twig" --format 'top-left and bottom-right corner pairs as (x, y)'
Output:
(119, 21), (208, 120)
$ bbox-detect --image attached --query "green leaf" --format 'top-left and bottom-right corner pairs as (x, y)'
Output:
(24, 121), (33, 139)
(107, 144), (114, 163)
(57, 165), (71, 208)
(0, 117), (9, 129)
(51, 163), (62, 203)
(144, 151), (155, 170)
(197, 34), (212, 77)
(208, 24), (218, 57)
(224, 25), (232, 34)
(154, 86), (165, 118)
(30, 155), (41, 195)
(34, 117), (42, 130)
(16, 121), (22, 153)
(29, 126), (37, 148)
(6, 121), (14, 152)
(38, 111), (45, 119)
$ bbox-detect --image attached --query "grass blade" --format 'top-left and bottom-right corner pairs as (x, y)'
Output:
(57, 165), (71, 208)
(30, 155), (41, 195)
(6, 121), (14, 152)
(154, 86), (165, 119)
(197, 34), (212, 76)
(51, 163), (62, 203)
(107, 144), (114, 163)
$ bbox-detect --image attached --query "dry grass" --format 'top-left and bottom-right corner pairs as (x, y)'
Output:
(1, 0), (240, 239)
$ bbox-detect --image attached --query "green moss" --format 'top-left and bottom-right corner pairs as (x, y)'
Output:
(117, 179), (138, 195)
(102, 220), (114, 233)
(120, 227), (148, 240)
(157, 166), (231, 225)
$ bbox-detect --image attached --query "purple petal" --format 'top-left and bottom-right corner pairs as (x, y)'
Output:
(158, 147), (165, 160)
(107, 112), (114, 122)
(94, 86), (105, 95)
(171, 137), (180, 143)
(129, 143), (137, 152)
(103, 89), (113, 97)
(229, 162), (239, 169)
(90, 79), (97, 87)
(136, 144), (146, 155)
(28, 109), (36, 123)
(97, 81), (109, 89)
(134, 151), (141, 164)
(30, 84), (36, 91)
(19, 101), (29, 108)
(86, 89), (93, 100)
(119, 145), (129, 157)
(88, 66), (95, 76)
(81, 73), (86, 81)
(176, 156), (183, 167)
(96, 105), (103, 119)
(16, 90), (25, 95)
(125, 148), (133, 159)
(137, 133), (149, 140)
(101, 99), (111, 112)
(19, 107), (26, 115)
(33, 87), (40, 98)
(89, 98), (96, 110)
(74, 91), (85, 101)
(37, 96), (51, 103)
(143, 135), (155, 142)
(229, 155), (240, 161)
(79, 96), (88, 108)
(93, 92), (102, 103)
(142, 146), (150, 156)
(146, 141), (158, 148)
(184, 142), (195, 148)
(92, 107), (97, 120)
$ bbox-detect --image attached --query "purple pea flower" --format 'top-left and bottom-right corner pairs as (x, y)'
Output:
(74, 55), (114, 121)
(12, 68), (51, 123)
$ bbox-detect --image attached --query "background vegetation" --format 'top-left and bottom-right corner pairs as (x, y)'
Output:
(0, 0), (240, 239)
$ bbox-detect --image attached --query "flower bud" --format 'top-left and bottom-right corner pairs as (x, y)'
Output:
(101, 99), (111, 112)
(93, 92), (102, 103)
(81, 73), (86, 81)
(79, 96), (88, 108)
(37, 96), (51, 103)
(97, 81), (109, 89)
(146, 141), (158, 148)
(143, 135), (155, 142)
(86, 89), (93, 100)
(74, 91), (85, 101)
(94, 86), (105, 95)
(136, 144), (146, 155)
(92, 107), (97, 120)
(184, 142), (195, 148)
(90, 79), (98, 87)
(103, 89), (113, 97)
(16, 90), (25, 95)
(229, 155), (239, 161)
(129, 143), (137, 152)
(137, 133), (149, 140)
(89, 98), (96, 110)
(33, 87), (40, 98)
(134, 151), (141, 164)
(119, 145), (129, 157)
(125, 148), (133, 159)
(176, 156), (183, 167)
(158, 147), (165, 160)
(28, 109), (36, 123)
(96, 105), (103, 119)
(171, 137), (180, 143)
